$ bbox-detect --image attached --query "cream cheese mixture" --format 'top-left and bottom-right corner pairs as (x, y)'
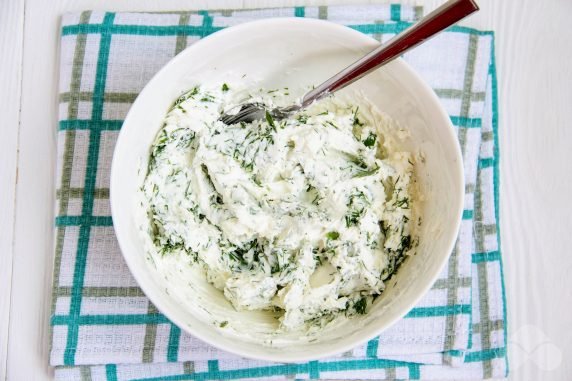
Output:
(140, 84), (418, 332)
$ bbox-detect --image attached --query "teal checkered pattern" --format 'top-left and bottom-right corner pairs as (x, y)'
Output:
(51, 5), (507, 380)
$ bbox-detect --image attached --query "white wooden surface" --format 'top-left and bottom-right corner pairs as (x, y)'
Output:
(1, 0), (571, 380)
(0, 0), (24, 379)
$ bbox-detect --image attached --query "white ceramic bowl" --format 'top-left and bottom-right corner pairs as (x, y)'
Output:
(110, 18), (464, 362)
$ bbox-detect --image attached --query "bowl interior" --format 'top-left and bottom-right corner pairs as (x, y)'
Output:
(110, 18), (464, 362)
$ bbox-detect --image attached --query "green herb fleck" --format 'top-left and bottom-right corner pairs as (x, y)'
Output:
(353, 164), (380, 178)
(363, 132), (377, 147)
(379, 220), (390, 236)
(345, 211), (361, 227)
(265, 110), (275, 128)
(170, 87), (199, 111)
(159, 240), (185, 257)
(400, 235), (412, 252)
(151, 129), (168, 158)
(354, 297), (367, 314)
(222, 83), (229, 92)
(326, 231), (340, 240)
(340, 152), (367, 169)
(176, 130), (195, 149)
(394, 196), (410, 209)
(311, 193), (323, 205)
(345, 190), (368, 227)
(352, 107), (364, 127)
(324, 120), (339, 129)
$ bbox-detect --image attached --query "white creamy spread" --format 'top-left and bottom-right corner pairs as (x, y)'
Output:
(140, 84), (418, 333)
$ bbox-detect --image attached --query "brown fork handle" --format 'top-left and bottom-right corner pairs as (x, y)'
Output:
(301, 0), (479, 107)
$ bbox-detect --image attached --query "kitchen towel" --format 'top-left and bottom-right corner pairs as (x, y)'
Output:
(50, 4), (508, 380)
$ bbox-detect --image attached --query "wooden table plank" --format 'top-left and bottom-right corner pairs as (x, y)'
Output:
(492, 0), (572, 378)
(0, 0), (25, 379)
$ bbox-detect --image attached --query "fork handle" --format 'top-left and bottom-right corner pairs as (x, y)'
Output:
(301, 0), (479, 107)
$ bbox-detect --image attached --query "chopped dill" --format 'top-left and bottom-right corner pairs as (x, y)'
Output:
(326, 231), (340, 240)
(265, 110), (276, 128)
(352, 107), (364, 127)
(354, 297), (367, 314)
(353, 164), (380, 178)
(170, 87), (199, 111)
(379, 220), (390, 236)
(394, 196), (410, 209)
(363, 132), (377, 147)
(297, 114), (308, 123)
(324, 120), (339, 129)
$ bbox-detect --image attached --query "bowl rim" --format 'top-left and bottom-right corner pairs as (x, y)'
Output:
(110, 16), (465, 363)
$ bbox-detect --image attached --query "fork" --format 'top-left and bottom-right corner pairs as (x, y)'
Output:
(220, 0), (479, 126)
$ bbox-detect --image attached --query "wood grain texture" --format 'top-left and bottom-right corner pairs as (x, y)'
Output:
(2, 0), (571, 380)
(6, 0), (59, 379)
(0, 0), (24, 379)
(492, 1), (572, 379)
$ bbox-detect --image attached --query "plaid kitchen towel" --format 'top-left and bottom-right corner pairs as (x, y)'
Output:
(50, 4), (508, 380)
